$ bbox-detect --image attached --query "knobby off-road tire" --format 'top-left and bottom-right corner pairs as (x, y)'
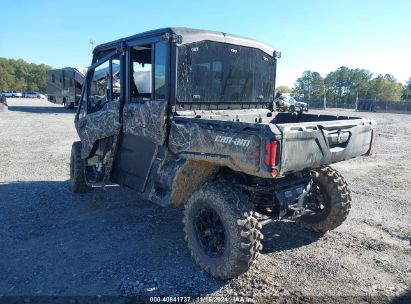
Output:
(296, 166), (351, 233)
(183, 182), (263, 279)
(70, 141), (92, 193)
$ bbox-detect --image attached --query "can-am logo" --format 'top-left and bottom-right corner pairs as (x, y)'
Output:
(215, 135), (251, 147)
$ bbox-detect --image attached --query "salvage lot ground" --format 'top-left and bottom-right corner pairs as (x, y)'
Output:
(0, 98), (410, 302)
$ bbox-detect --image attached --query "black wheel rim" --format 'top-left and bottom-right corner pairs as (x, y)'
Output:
(193, 206), (225, 257)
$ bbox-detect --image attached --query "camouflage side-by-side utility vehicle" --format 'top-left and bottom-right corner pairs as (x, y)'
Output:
(70, 28), (376, 279)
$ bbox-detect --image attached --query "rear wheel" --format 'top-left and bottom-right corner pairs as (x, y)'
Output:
(70, 141), (92, 193)
(296, 166), (351, 232)
(183, 182), (263, 279)
(289, 105), (295, 112)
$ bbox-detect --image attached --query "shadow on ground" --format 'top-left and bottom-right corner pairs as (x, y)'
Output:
(0, 180), (319, 297)
(8, 106), (74, 114)
(261, 220), (323, 253)
(392, 289), (411, 304)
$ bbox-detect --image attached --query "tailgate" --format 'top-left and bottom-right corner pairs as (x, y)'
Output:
(276, 119), (375, 174)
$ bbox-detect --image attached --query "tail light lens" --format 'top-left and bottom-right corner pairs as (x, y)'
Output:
(264, 140), (279, 167)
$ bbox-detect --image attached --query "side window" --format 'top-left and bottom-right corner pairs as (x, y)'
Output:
(52, 74), (55, 83)
(87, 55), (121, 114)
(89, 60), (110, 102)
(112, 59), (121, 100)
(154, 42), (166, 100)
(130, 44), (152, 101)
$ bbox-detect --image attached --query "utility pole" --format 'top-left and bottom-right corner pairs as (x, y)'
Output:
(355, 91), (359, 111)
(323, 93), (326, 110)
(308, 84), (311, 101)
(89, 39), (96, 54)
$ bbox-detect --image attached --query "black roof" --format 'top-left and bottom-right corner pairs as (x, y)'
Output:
(94, 27), (276, 56)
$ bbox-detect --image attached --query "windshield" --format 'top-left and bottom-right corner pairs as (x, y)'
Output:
(176, 41), (275, 108)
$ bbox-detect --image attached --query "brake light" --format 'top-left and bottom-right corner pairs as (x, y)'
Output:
(264, 140), (278, 167)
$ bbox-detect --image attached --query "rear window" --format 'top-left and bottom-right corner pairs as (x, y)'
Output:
(176, 41), (275, 108)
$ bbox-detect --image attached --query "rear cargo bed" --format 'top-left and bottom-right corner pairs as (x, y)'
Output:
(271, 113), (376, 174)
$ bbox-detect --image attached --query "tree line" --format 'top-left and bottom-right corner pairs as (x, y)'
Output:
(1, 57), (410, 102)
(0, 57), (50, 93)
(278, 67), (411, 103)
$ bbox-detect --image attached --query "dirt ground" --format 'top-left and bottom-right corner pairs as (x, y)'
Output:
(0, 99), (410, 303)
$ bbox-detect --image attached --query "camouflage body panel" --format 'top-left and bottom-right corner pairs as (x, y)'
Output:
(123, 100), (168, 145)
(168, 118), (270, 177)
(169, 159), (219, 206)
(75, 100), (121, 159)
(147, 157), (219, 207)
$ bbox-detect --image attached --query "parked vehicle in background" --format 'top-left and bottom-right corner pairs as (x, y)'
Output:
(0, 90), (22, 98)
(290, 93), (305, 102)
(46, 67), (86, 109)
(23, 92), (46, 99)
(275, 93), (308, 112)
(13, 91), (22, 98)
(288, 96), (308, 112)
(69, 28), (376, 279)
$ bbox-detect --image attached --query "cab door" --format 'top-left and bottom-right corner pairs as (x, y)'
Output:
(111, 41), (169, 192)
(75, 50), (123, 184)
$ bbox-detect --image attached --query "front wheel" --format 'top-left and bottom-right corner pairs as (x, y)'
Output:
(183, 182), (263, 279)
(296, 166), (351, 233)
(70, 141), (92, 193)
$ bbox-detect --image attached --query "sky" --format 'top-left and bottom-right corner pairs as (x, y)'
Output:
(0, 0), (410, 87)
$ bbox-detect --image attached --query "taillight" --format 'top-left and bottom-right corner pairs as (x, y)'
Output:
(264, 140), (278, 167)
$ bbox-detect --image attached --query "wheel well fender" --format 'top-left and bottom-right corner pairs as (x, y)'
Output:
(170, 160), (220, 206)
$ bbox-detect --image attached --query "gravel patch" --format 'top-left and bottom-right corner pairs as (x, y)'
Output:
(0, 99), (410, 302)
